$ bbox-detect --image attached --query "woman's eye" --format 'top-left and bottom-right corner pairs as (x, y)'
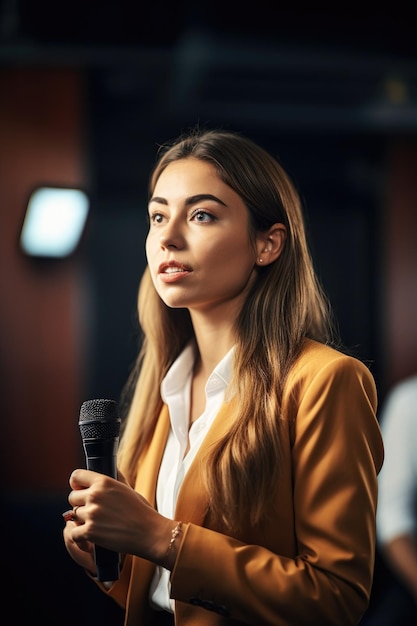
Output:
(149, 212), (165, 224)
(191, 210), (215, 223)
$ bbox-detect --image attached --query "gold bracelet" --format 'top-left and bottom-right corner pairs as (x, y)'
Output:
(166, 521), (182, 555)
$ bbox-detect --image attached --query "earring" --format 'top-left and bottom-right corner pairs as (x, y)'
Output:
(259, 258), (263, 263)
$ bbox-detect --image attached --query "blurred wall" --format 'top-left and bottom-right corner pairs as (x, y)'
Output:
(0, 66), (125, 626)
(384, 139), (417, 388)
(0, 67), (88, 492)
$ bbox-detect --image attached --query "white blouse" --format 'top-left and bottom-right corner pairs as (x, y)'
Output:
(149, 342), (233, 613)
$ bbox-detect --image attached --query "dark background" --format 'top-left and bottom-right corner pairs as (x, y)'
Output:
(1, 2), (417, 624)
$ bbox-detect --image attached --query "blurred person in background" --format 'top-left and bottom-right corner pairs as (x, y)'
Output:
(366, 374), (417, 625)
(63, 127), (384, 626)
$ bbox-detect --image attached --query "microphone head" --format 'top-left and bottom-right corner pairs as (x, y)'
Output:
(79, 398), (121, 441)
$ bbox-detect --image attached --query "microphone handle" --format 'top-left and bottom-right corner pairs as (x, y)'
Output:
(83, 439), (120, 582)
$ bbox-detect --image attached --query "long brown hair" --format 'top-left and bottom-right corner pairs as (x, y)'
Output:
(118, 127), (338, 530)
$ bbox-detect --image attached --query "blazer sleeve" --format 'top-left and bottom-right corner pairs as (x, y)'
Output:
(170, 351), (384, 626)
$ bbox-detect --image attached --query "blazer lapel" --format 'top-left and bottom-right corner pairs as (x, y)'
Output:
(124, 406), (171, 625)
(134, 404), (171, 503)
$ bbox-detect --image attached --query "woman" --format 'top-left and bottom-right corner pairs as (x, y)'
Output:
(63, 128), (384, 625)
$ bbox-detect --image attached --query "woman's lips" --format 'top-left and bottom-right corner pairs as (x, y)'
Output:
(158, 261), (192, 283)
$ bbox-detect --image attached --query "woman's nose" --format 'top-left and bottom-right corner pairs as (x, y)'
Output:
(159, 221), (184, 249)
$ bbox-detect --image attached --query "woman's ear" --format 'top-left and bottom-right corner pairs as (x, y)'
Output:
(256, 223), (286, 266)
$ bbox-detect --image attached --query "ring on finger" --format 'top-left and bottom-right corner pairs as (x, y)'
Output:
(62, 509), (75, 522)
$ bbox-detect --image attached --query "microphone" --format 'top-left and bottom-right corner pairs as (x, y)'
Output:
(79, 398), (121, 582)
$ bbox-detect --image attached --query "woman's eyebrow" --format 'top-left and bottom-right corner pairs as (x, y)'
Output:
(185, 194), (227, 207)
(149, 194), (227, 207)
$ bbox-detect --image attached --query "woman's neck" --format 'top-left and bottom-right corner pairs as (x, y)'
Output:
(191, 315), (235, 380)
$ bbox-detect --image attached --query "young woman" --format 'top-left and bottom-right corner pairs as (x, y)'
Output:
(63, 128), (384, 626)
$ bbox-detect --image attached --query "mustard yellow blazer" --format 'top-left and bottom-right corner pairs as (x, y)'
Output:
(104, 339), (384, 625)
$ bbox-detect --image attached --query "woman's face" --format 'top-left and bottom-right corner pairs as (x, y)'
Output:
(146, 158), (260, 317)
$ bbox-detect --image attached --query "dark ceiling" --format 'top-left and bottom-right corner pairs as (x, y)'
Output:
(1, 2), (416, 54)
(3, 1), (415, 208)
(1, 1), (417, 139)
(2, 1), (416, 198)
